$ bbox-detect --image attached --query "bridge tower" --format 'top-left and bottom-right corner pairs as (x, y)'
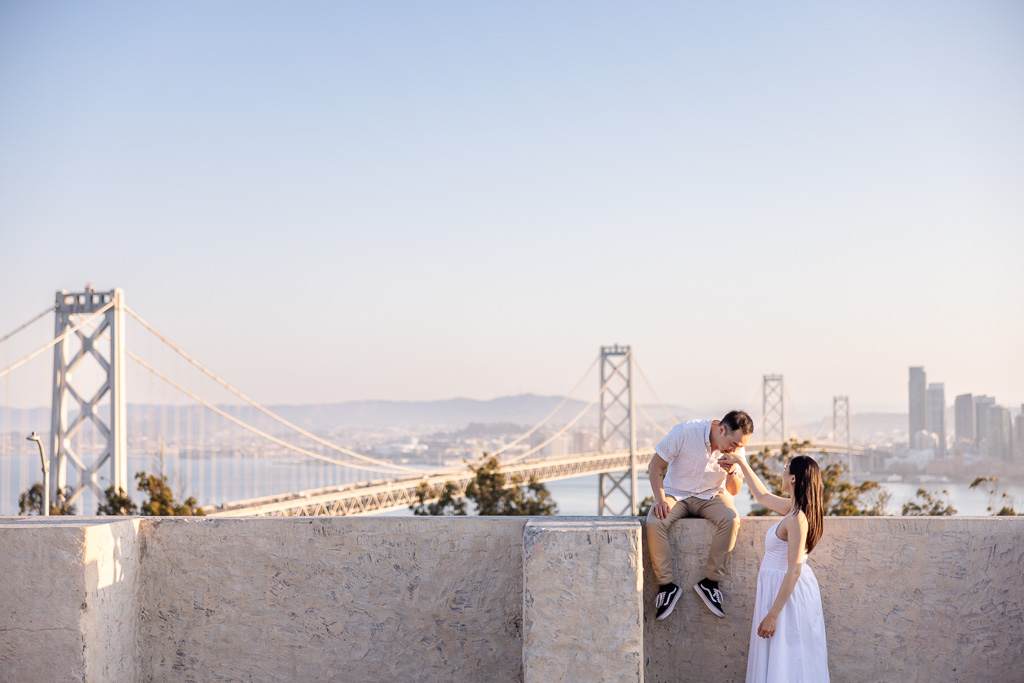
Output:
(597, 344), (638, 516)
(762, 374), (785, 444)
(833, 395), (851, 472)
(50, 286), (128, 507)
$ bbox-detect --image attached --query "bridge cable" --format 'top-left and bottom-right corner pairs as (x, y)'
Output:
(489, 353), (600, 458)
(124, 307), (422, 474)
(126, 349), (446, 476)
(0, 305), (55, 346)
(782, 383), (810, 443)
(809, 413), (832, 441)
(81, 311), (428, 477)
(637, 403), (670, 435)
(0, 303), (114, 381)
(501, 350), (632, 465)
(632, 355), (680, 425)
(746, 383), (763, 426)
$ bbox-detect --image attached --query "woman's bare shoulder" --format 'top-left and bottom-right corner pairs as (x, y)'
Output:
(781, 510), (807, 533)
(789, 511), (809, 539)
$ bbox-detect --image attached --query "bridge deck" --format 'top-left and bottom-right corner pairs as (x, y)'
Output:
(205, 449), (650, 517)
(205, 440), (870, 517)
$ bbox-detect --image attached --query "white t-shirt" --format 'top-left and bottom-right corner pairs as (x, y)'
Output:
(655, 419), (745, 500)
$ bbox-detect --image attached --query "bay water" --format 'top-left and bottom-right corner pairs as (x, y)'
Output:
(2, 451), (1021, 518)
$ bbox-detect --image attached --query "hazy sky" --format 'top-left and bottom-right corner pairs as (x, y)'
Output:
(1, 1), (1021, 419)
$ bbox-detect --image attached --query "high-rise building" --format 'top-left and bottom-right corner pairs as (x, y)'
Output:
(986, 405), (1012, 460)
(910, 429), (938, 452)
(1014, 407), (1024, 462)
(975, 396), (995, 449)
(909, 367), (927, 437)
(926, 383), (946, 459)
(572, 431), (592, 454)
(954, 393), (975, 444)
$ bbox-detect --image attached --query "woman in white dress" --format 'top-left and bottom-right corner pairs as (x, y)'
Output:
(717, 452), (830, 683)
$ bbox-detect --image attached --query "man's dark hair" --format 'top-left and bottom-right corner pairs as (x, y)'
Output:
(721, 410), (754, 435)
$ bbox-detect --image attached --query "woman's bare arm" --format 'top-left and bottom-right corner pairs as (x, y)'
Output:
(718, 452), (792, 515)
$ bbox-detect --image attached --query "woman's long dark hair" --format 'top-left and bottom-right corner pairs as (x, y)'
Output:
(789, 455), (824, 553)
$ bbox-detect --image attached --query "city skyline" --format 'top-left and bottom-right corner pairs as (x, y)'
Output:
(1, 2), (1022, 414)
(910, 365), (1020, 465)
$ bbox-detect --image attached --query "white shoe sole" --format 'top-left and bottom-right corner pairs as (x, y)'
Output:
(655, 587), (682, 621)
(693, 583), (725, 618)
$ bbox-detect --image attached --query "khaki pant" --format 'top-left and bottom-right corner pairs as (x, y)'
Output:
(645, 492), (740, 585)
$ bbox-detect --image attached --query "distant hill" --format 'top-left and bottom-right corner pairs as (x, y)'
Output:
(1, 395), (694, 433)
(268, 394), (693, 431)
(795, 412), (909, 442)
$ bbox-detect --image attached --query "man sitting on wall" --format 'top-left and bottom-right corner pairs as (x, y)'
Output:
(646, 410), (753, 620)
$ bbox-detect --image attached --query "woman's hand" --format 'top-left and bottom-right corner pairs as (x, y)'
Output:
(757, 613), (777, 639)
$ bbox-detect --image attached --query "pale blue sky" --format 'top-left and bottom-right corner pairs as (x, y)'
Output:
(1, 1), (1021, 417)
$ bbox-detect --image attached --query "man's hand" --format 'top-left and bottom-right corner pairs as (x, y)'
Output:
(717, 452), (743, 468)
(651, 500), (672, 520)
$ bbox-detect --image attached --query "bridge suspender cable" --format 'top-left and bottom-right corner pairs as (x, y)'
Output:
(501, 350), (632, 465)
(637, 403), (670, 435)
(0, 303), (114, 381)
(632, 355), (680, 426)
(489, 353), (600, 458)
(80, 313), (423, 476)
(126, 350), (437, 476)
(783, 383), (811, 442)
(123, 307), (423, 475)
(0, 305), (55, 346)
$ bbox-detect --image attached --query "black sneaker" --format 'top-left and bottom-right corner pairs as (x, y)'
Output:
(654, 582), (681, 621)
(694, 580), (725, 618)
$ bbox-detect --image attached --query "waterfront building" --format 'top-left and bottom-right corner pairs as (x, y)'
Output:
(954, 393), (975, 445)
(910, 429), (938, 456)
(530, 428), (550, 458)
(905, 441), (937, 470)
(986, 405), (1012, 461)
(1015, 407), (1024, 462)
(572, 431), (593, 454)
(909, 367), (927, 437)
(975, 396), (995, 449)
(549, 433), (573, 457)
(926, 383), (946, 459)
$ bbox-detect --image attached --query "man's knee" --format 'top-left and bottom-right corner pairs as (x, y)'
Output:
(715, 508), (740, 531)
(646, 510), (672, 534)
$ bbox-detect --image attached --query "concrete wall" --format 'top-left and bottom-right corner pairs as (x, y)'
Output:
(523, 519), (643, 682)
(0, 518), (141, 683)
(1, 515), (1021, 683)
(643, 516), (1024, 683)
(138, 517), (528, 682)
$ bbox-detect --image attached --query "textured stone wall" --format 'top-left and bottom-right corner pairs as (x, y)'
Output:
(0, 520), (91, 683)
(523, 519), (643, 682)
(643, 516), (1024, 683)
(0, 518), (141, 683)
(81, 519), (142, 683)
(1, 515), (1021, 683)
(138, 517), (527, 682)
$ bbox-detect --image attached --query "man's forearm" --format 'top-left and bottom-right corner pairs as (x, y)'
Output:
(649, 469), (667, 503)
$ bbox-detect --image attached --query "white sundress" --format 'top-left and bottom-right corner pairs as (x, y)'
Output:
(746, 518), (830, 683)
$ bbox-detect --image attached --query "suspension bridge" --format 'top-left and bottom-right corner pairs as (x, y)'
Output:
(0, 286), (874, 518)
